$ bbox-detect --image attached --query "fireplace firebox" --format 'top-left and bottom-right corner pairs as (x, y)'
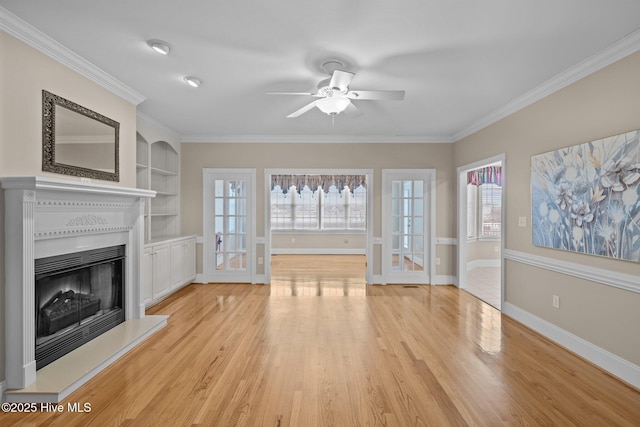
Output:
(35, 245), (125, 369)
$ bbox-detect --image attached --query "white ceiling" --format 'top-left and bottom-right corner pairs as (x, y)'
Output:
(2, 0), (640, 142)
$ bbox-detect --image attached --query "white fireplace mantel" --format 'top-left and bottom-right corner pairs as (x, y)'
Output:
(2, 177), (164, 398)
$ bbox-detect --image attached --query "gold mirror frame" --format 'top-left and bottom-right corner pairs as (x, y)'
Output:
(42, 90), (119, 182)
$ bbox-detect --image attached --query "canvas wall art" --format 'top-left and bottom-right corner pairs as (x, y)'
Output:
(531, 129), (640, 262)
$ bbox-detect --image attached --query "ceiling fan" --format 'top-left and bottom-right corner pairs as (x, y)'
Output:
(268, 61), (405, 119)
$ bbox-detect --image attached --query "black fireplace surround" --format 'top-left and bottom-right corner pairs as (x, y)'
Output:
(35, 245), (125, 369)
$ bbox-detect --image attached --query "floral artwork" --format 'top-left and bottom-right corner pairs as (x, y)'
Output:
(531, 130), (640, 262)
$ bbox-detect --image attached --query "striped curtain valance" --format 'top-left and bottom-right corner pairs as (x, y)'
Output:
(467, 166), (502, 186)
(271, 174), (367, 194)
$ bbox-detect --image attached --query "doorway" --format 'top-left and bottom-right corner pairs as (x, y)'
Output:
(457, 155), (505, 309)
(381, 169), (435, 284)
(203, 168), (256, 283)
(264, 169), (374, 285)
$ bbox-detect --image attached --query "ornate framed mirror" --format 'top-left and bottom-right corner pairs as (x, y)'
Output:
(42, 90), (119, 181)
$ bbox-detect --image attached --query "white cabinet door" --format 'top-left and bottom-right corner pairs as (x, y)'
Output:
(152, 243), (171, 299)
(170, 241), (185, 289)
(142, 247), (153, 306)
(170, 238), (197, 289)
(184, 238), (196, 282)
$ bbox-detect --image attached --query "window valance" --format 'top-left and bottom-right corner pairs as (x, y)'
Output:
(271, 174), (367, 194)
(467, 166), (502, 186)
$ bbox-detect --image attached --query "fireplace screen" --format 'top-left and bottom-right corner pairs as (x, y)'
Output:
(35, 245), (125, 369)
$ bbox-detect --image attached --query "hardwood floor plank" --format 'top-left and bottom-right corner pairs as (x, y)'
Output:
(2, 255), (639, 426)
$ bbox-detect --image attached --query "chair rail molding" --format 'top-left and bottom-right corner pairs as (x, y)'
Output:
(503, 249), (640, 294)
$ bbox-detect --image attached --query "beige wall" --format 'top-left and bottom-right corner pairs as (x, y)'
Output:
(467, 240), (500, 262)
(0, 31), (137, 384)
(180, 142), (456, 278)
(0, 32), (137, 186)
(271, 233), (366, 251)
(455, 51), (640, 365)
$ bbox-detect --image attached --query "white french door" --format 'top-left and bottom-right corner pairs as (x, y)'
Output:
(203, 169), (255, 283)
(382, 169), (435, 284)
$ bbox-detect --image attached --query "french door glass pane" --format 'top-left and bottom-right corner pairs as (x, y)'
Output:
(389, 178), (426, 275)
(413, 180), (423, 198)
(215, 180), (224, 197)
(414, 217), (424, 234)
(214, 178), (248, 273)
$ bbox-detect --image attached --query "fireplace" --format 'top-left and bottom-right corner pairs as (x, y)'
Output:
(35, 245), (125, 369)
(2, 176), (167, 401)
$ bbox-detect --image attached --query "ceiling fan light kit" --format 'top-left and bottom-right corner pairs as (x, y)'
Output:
(316, 97), (350, 115)
(269, 63), (405, 120)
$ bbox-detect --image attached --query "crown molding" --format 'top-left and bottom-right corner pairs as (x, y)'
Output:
(453, 27), (640, 142)
(181, 134), (455, 144)
(0, 6), (146, 106)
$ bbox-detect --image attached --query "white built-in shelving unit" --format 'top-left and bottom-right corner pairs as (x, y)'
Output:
(136, 136), (180, 241)
(136, 128), (196, 306)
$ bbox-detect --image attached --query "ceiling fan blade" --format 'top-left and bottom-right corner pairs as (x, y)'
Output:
(343, 102), (362, 118)
(329, 70), (355, 92)
(286, 101), (317, 118)
(267, 91), (317, 96)
(346, 90), (405, 101)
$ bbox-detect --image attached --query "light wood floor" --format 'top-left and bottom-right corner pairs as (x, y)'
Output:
(3, 255), (640, 426)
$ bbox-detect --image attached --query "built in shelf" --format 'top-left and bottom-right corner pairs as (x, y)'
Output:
(137, 138), (180, 241)
(150, 167), (178, 176)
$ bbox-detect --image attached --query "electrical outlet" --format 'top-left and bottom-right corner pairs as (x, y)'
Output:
(435, 257), (441, 266)
(518, 216), (527, 227)
(258, 257), (263, 265)
(291, 237), (295, 243)
(552, 294), (560, 309)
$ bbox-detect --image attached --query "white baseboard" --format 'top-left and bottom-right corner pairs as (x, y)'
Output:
(369, 275), (384, 285)
(503, 302), (640, 390)
(192, 274), (266, 285)
(271, 248), (366, 255)
(433, 275), (457, 286)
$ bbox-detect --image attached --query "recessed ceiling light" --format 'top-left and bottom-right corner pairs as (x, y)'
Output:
(147, 39), (170, 55)
(184, 76), (202, 88)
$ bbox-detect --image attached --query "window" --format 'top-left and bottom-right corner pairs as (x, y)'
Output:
(322, 185), (345, 229)
(270, 183), (367, 231)
(270, 185), (291, 229)
(480, 183), (502, 238)
(295, 185), (319, 229)
(467, 183), (502, 239)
